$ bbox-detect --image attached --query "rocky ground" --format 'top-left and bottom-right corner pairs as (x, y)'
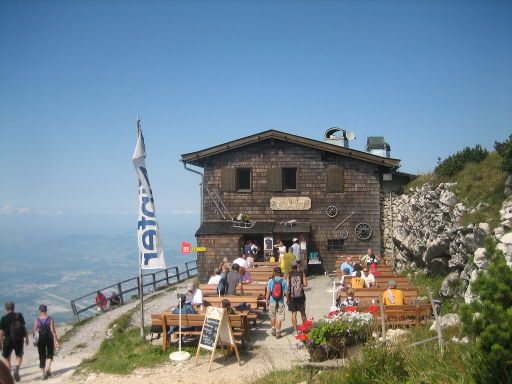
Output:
(17, 275), (338, 384)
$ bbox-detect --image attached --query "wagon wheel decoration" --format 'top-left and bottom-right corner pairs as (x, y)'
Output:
(326, 205), (339, 218)
(339, 229), (349, 240)
(355, 222), (372, 240)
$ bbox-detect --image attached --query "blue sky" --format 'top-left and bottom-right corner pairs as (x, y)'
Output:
(0, 0), (511, 233)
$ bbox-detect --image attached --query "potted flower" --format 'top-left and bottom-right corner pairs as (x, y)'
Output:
(296, 308), (376, 361)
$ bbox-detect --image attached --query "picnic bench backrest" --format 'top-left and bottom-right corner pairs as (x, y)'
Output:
(199, 284), (265, 297)
(203, 295), (259, 308)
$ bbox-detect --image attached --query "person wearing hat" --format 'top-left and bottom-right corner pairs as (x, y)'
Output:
(185, 283), (203, 311)
(290, 238), (301, 266)
(381, 280), (404, 305)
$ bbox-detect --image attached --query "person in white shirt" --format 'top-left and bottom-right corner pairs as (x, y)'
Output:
(290, 238), (301, 264)
(275, 240), (286, 261)
(185, 283), (203, 311)
(208, 269), (222, 285)
(233, 253), (248, 269)
(361, 266), (376, 287)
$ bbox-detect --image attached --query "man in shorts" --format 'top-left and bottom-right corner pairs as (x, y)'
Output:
(0, 302), (28, 382)
(266, 267), (288, 339)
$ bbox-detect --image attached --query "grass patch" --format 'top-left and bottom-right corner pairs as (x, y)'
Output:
(254, 326), (479, 384)
(404, 152), (507, 227)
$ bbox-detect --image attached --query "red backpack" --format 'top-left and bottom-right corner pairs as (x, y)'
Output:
(271, 278), (284, 301)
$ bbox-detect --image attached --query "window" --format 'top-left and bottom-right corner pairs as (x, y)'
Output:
(237, 168), (251, 191)
(282, 167), (297, 191)
(327, 239), (344, 251)
(326, 165), (344, 192)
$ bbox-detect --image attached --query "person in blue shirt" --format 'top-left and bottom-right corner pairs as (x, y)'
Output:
(340, 256), (354, 275)
(266, 267), (288, 339)
(168, 294), (197, 341)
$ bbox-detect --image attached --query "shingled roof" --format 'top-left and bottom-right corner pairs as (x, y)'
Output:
(181, 129), (400, 168)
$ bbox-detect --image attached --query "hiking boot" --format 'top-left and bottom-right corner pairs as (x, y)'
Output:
(276, 331), (281, 339)
(41, 372), (48, 380)
(271, 328), (276, 336)
(13, 369), (20, 382)
(46, 368), (51, 377)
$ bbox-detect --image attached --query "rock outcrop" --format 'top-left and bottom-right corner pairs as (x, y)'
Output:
(384, 183), (512, 301)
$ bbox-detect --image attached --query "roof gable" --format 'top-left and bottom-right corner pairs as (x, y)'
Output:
(181, 129), (400, 168)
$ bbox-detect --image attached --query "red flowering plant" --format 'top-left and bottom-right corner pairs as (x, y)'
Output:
(296, 308), (375, 361)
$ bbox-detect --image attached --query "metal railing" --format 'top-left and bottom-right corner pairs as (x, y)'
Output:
(69, 260), (197, 322)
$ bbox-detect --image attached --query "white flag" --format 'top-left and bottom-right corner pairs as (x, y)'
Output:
(133, 121), (166, 270)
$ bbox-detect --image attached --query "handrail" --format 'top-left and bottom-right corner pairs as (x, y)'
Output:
(70, 260), (198, 322)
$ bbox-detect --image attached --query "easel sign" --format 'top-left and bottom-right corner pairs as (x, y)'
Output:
(195, 306), (241, 371)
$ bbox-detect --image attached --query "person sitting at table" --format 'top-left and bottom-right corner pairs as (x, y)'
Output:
(351, 271), (366, 289)
(362, 248), (381, 266)
(227, 263), (244, 295)
(381, 280), (405, 306)
(221, 299), (236, 315)
(185, 283), (203, 311)
(340, 256), (354, 275)
(351, 263), (363, 275)
(239, 267), (252, 284)
(208, 268), (222, 285)
(361, 266), (376, 287)
(168, 293), (197, 342)
(233, 252), (248, 269)
(336, 288), (359, 308)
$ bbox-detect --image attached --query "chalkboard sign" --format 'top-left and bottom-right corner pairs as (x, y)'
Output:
(200, 316), (219, 350)
(196, 306), (240, 371)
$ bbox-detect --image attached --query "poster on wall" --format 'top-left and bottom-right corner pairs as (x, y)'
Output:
(264, 236), (273, 252)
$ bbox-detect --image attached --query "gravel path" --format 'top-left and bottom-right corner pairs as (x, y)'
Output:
(16, 275), (336, 383)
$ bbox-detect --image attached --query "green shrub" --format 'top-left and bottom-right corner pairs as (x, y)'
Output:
(460, 238), (512, 383)
(495, 135), (512, 173)
(435, 144), (488, 177)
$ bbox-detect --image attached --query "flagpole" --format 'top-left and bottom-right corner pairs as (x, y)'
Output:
(137, 116), (145, 339)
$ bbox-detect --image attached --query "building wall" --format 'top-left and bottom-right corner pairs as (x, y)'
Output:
(196, 140), (383, 278)
(196, 234), (240, 281)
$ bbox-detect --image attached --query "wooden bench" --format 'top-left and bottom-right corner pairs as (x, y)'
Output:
(342, 276), (411, 287)
(359, 304), (432, 327)
(338, 288), (419, 305)
(251, 262), (279, 268)
(159, 312), (248, 351)
(336, 270), (397, 279)
(248, 270), (273, 282)
(203, 295), (259, 309)
(199, 284), (265, 297)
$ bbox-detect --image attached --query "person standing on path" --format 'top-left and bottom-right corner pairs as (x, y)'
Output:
(266, 267), (288, 339)
(288, 263), (308, 336)
(290, 238), (301, 267)
(33, 304), (58, 380)
(0, 301), (29, 382)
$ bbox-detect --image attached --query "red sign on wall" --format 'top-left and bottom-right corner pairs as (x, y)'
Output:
(181, 241), (191, 254)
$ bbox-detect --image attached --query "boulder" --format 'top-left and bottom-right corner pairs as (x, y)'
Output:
(505, 174), (512, 197)
(439, 190), (458, 207)
(429, 313), (460, 331)
(429, 258), (449, 276)
(440, 271), (461, 297)
(478, 222), (491, 235)
(473, 248), (488, 269)
(494, 226), (506, 239)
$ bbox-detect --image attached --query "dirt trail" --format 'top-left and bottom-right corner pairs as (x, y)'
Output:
(17, 276), (335, 383)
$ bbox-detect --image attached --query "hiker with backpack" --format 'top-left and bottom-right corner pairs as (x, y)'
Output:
(33, 304), (58, 380)
(266, 267), (288, 339)
(288, 263), (308, 337)
(0, 301), (28, 382)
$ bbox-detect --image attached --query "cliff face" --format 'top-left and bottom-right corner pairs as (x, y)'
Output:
(383, 183), (512, 302)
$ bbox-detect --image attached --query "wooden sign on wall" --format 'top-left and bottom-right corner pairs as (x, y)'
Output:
(270, 197), (311, 210)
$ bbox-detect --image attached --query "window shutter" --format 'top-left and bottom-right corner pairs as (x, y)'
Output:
(266, 168), (282, 191)
(326, 165), (344, 192)
(221, 168), (236, 192)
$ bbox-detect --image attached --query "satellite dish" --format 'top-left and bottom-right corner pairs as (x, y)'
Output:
(345, 130), (356, 141)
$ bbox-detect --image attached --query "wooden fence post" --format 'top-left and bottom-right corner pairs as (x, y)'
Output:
(165, 268), (169, 286)
(428, 288), (444, 355)
(152, 273), (157, 292)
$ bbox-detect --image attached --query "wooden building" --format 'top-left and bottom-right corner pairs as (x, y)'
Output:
(181, 130), (402, 281)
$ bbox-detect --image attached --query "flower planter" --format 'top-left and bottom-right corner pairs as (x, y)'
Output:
(308, 346), (328, 362)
